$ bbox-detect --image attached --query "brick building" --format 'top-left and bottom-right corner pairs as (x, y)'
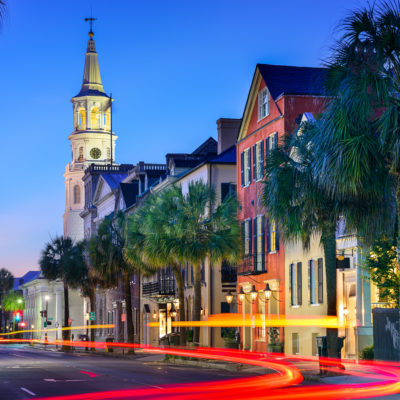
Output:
(236, 64), (326, 352)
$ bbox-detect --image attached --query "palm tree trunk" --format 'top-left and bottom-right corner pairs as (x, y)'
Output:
(89, 285), (95, 348)
(62, 281), (70, 351)
(321, 225), (338, 358)
(193, 264), (201, 345)
(123, 272), (135, 352)
(172, 264), (186, 345)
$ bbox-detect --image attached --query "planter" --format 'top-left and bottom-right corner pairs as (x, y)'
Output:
(268, 343), (283, 353)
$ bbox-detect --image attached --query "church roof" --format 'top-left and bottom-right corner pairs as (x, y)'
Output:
(102, 173), (128, 190)
(74, 32), (106, 98)
(13, 271), (40, 290)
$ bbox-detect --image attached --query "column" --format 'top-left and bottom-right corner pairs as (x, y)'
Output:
(55, 285), (63, 341)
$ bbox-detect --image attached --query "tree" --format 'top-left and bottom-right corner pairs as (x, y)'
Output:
(89, 211), (136, 348)
(365, 237), (400, 306)
(263, 128), (340, 358)
(39, 236), (78, 342)
(2, 291), (24, 312)
(158, 182), (240, 345)
(310, 2), (399, 253)
(0, 268), (14, 332)
(126, 187), (187, 345)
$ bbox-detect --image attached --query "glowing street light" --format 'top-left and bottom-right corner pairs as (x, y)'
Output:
(238, 287), (245, 303)
(225, 291), (233, 304)
(250, 285), (258, 302)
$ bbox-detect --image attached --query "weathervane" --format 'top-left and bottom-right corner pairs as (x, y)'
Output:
(84, 16), (97, 37)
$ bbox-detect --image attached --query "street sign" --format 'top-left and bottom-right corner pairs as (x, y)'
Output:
(47, 317), (53, 321)
(89, 312), (95, 321)
(44, 321), (47, 328)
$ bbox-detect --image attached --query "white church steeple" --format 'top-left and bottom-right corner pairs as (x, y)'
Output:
(63, 27), (118, 241)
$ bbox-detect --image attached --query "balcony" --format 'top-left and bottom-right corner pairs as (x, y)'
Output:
(221, 263), (237, 283)
(237, 253), (266, 276)
(142, 279), (175, 297)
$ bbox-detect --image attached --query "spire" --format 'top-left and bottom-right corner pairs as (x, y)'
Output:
(76, 29), (106, 97)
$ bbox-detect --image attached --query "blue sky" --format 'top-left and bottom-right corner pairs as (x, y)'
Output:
(0, 0), (369, 276)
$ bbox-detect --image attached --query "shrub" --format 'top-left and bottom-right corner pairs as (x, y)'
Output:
(360, 345), (374, 360)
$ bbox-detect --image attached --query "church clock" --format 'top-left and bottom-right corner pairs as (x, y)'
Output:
(90, 147), (101, 159)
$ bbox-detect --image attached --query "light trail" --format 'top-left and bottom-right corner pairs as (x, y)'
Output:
(1, 337), (399, 399)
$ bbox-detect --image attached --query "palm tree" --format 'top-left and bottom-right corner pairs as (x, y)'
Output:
(169, 182), (240, 345)
(311, 2), (399, 249)
(39, 236), (76, 341)
(89, 211), (136, 347)
(126, 187), (187, 345)
(0, 268), (14, 332)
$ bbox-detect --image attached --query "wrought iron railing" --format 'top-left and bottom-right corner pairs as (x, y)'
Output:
(237, 253), (266, 275)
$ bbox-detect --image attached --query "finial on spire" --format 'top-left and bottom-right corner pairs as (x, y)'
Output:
(84, 17), (97, 38)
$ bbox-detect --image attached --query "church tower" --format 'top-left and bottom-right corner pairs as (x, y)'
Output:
(63, 28), (117, 241)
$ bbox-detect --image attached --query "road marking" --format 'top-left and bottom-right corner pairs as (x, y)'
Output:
(43, 379), (56, 382)
(12, 353), (29, 358)
(20, 387), (36, 396)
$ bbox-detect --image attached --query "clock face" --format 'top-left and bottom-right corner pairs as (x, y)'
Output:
(90, 147), (101, 159)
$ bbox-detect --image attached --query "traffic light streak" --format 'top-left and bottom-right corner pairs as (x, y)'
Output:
(1, 338), (399, 400)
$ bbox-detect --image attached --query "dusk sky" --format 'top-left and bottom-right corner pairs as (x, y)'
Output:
(0, 0), (369, 277)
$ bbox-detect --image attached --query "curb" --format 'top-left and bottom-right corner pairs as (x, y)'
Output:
(165, 357), (244, 372)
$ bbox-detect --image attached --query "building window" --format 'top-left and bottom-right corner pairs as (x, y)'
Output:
(253, 215), (265, 272)
(309, 258), (323, 304)
(292, 332), (299, 355)
(221, 182), (236, 201)
(289, 262), (302, 306)
(73, 185), (81, 204)
(266, 219), (279, 253)
(240, 148), (251, 187)
(258, 87), (270, 120)
(252, 141), (264, 181)
(265, 132), (278, 158)
(241, 219), (252, 256)
(78, 147), (84, 162)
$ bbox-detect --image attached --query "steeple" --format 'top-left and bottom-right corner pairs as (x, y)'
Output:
(76, 30), (106, 97)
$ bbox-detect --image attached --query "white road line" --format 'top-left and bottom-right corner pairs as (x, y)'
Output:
(20, 387), (36, 396)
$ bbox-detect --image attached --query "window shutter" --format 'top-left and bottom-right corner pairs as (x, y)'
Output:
(241, 221), (245, 255)
(221, 183), (229, 201)
(289, 263), (293, 306)
(318, 258), (323, 304)
(190, 265), (194, 285)
(201, 262), (205, 283)
(297, 262), (302, 306)
(273, 133), (278, 149)
(265, 137), (270, 159)
(248, 220), (252, 258)
(308, 260), (311, 304)
(253, 218), (257, 270)
(275, 225), (279, 251)
(240, 152), (244, 186)
(253, 145), (257, 181)
(261, 215), (265, 271)
(246, 149), (251, 183)
(266, 219), (271, 253)
(260, 141), (264, 178)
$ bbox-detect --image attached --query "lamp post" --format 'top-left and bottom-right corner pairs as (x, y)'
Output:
(85, 313), (89, 351)
(44, 295), (50, 343)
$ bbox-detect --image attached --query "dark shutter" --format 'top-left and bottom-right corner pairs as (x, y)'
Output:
(201, 262), (205, 282)
(266, 219), (271, 253)
(273, 133), (278, 149)
(221, 183), (230, 201)
(248, 220), (252, 258)
(240, 152), (244, 186)
(253, 145), (257, 181)
(289, 263), (293, 306)
(253, 218), (257, 270)
(318, 258), (323, 304)
(275, 224), (279, 251)
(190, 265), (194, 285)
(247, 149), (252, 183)
(261, 215), (265, 271)
(260, 141), (264, 178)
(265, 137), (270, 158)
(241, 221), (245, 255)
(297, 262), (302, 305)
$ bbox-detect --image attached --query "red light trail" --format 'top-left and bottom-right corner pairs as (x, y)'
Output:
(1, 337), (399, 400)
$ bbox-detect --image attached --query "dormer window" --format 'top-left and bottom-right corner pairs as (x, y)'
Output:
(258, 87), (270, 120)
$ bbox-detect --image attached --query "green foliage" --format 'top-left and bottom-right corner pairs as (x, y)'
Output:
(268, 327), (280, 345)
(360, 345), (374, 360)
(365, 238), (400, 306)
(0, 268), (14, 295)
(186, 329), (193, 342)
(2, 291), (24, 312)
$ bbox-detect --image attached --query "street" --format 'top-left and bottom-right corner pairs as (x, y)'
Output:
(0, 344), (256, 400)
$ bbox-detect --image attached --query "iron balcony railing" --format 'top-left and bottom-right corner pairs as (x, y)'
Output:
(237, 253), (267, 276)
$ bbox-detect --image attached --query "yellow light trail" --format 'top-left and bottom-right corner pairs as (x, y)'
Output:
(148, 313), (346, 329)
(0, 324), (115, 337)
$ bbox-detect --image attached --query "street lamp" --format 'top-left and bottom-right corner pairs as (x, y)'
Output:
(263, 283), (272, 300)
(173, 299), (180, 310)
(225, 291), (233, 304)
(238, 287), (245, 303)
(250, 285), (258, 302)
(44, 295), (50, 343)
(152, 310), (157, 319)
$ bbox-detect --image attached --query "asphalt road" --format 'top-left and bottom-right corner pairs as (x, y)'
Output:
(0, 344), (255, 400)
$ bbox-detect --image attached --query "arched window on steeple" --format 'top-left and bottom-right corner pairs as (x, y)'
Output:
(73, 185), (81, 204)
(91, 107), (100, 129)
(78, 108), (86, 130)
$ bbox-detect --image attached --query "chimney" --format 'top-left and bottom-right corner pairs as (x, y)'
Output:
(216, 118), (241, 154)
